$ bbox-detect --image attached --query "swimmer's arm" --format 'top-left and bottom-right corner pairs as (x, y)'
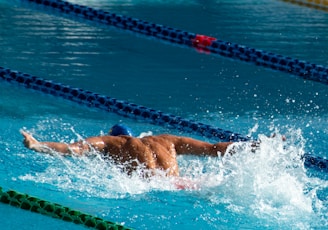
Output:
(162, 135), (233, 157)
(21, 130), (106, 156)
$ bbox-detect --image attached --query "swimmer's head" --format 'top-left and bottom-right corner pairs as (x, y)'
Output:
(109, 124), (133, 136)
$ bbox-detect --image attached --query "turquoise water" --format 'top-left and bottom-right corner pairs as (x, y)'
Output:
(0, 0), (328, 229)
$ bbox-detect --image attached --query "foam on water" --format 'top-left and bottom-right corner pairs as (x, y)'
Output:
(196, 131), (328, 228)
(16, 122), (328, 228)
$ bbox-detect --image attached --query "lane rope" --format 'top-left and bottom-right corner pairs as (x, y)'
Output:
(2, 1), (327, 228)
(20, 0), (328, 86)
(0, 67), (247, 142)
(1, 66), (327, 173)
(282, 0), (328, 11)
(0, 186), (133, 230)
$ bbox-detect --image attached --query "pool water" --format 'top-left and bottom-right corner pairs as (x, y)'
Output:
(0, 0), (328, 229)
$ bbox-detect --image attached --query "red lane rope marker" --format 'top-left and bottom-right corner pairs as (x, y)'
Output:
(191, 34), (217, 53)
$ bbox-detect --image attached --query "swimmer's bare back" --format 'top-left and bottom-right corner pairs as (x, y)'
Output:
(21, 130), (232, 177)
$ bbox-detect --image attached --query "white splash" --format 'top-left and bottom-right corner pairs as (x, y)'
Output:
(196, 131), (328, 228)
(18, 127), (328, 227)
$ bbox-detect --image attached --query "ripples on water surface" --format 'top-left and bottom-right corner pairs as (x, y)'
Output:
(0, 0), (327, 229)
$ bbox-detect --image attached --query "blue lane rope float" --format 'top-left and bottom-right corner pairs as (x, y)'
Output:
(1, 66), (327, 172)
(0, 186), (134, 230)
(303, 153), (328, 172)
(21, 0), (328, 86)
(0, 67), (247, 142)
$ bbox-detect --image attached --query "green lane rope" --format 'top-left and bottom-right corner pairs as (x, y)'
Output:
(0, 187), (134, 230)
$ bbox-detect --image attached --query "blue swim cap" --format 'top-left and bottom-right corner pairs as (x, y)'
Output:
(109, 124), (133, 136)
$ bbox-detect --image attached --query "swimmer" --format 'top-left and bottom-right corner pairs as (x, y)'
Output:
(20, 124), (233, 177)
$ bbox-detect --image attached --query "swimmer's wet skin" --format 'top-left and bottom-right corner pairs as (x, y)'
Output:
(20, 125), (233, 177)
